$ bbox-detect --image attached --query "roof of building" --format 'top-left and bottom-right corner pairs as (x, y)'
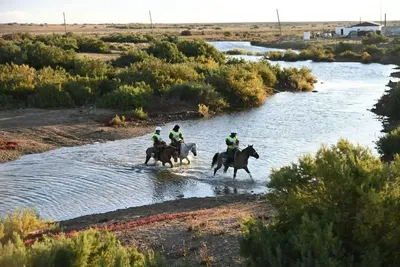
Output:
(351, 21), (381, 27)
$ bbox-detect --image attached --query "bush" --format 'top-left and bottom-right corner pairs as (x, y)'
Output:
(0, 41), (27, 64)
(101, 33), (151, 43)
(117, 59), (200, 94)
(63, 78), (93, 106)
(361, 52), (372, 63)
(198, 103), (210, 117)
(180, 30), (192, 36)
(377, 127), (400, 161)
(266, 51), (284, 60)
(373, 82), (400, 121)
(337, 50), (361, 61)
(113, 48), (152, 67)
(299, 46), (334, 62)
(98, 83), (152, 110)
(72, 57), (109, 77)
(223, 31), (232, 37)
(275, 67), (316, 92)
(0, 94), (18, 109)
(364, 44), (386, 60)
(77, 37), (110, 53)
(176, 39), (225, 63)
(25, 41), (76, 69)
(169, 82), (228, 110)
(130, 107), (149, 120)
(147, 41), (186, 63)
(0, 63), (35, 100)
(282, 49), (298, 61)
(241, 139), (400, 267)
(35, 34), (79, 51)
(334, 42), (354, 54)
(362, 32), (389, 45)
(30, 83), (73, 108)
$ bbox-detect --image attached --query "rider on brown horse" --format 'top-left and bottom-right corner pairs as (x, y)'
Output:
(226, 129), (239, 165)
(169, 125), (184, 160)
(152, 126), (165, 160)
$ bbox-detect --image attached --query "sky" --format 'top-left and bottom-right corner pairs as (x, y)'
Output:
(0, 0), (398, 24)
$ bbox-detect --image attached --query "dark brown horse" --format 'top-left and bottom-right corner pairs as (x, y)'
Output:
(145, 146), (179, 168)
(211, 145), (259, 180)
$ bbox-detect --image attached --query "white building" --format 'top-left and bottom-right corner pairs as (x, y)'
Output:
(335, 22), (381, 37)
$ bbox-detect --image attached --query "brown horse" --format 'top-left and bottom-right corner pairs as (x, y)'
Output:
(211, 145), (259, 180)
(145, 146), (179, 168)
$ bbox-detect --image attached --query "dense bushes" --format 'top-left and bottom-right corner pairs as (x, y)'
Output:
(101, 33), (152, 43)
(362, 32), (389, 45)
(98, 83), (152, 110)
(176, 39), (225, 63)
(274, 66), (316, 92)
(241, 139), (400, 267)
(377, 127), (400, 161)
(113, 48), (153, 67)
(147, 41), (186, 63)
(373, 81), (400, 121)
(0, 209), (164, 267)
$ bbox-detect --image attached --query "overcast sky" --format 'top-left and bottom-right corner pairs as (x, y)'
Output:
(0, 0), (398, 24)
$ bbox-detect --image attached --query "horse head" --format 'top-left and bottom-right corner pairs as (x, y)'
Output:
(247, 145), (259, 159)
(190, 143), (197, 156)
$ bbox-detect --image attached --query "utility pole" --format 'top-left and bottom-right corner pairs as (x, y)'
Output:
(149, 10), (154, 34)
(384, 13), (387, 27)
(276, 9), (282, 36)
(63, 12), (67, 34)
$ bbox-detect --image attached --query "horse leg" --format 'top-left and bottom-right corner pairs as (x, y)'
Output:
(223, 164), (229, 173)
(214, 161), (222, 176)
(180, 157), (183, 165)
(233, 168), (238, 179)
(243, 166), (253, 180)
(169, 160), (174, 168)
(186, 157), (191, 164)
(145, 155), (151, 165)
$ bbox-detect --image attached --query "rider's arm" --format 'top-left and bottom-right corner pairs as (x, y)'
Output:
(179, 133), (183, 140)
(226, 138), (233, 146)
(169, 132), (173, 140)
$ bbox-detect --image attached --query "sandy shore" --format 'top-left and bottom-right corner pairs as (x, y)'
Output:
(60, 194), (272, 267)
(0, 108), (200, 163)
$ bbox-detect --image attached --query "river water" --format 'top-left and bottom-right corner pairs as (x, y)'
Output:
(0, 42), (397, 221)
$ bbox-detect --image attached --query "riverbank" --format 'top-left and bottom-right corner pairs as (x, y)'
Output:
(0, 108), (200, 163)
(59, 194), (271, 267)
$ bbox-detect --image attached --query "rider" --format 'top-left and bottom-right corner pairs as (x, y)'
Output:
(152, 126), (165, 160)
(169, 124), (184, 153)
(226, 129), (239, 165)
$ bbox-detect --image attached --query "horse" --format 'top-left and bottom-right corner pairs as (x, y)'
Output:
(178, 143), (197, 164)
(144, 146), (179, 168)
(211, 145), (259, 180)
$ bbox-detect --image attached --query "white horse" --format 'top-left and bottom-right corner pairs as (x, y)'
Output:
(179, 143), (197, 164)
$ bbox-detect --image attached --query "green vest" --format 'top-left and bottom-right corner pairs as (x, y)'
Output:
(152, 133), (162, 142)
(226, 136), (238, 149)
(170, 130), (182, 142)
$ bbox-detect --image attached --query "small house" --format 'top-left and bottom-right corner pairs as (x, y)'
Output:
(335, 22), (381, 37)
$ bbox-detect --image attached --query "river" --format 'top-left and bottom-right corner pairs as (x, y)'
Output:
(0, 42), (397, 221)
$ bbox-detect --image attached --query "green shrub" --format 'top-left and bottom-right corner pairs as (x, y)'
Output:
(377, 127), (400, 161)
(180, 30), (192, 36)
(0, 64), (35, 100)
(113, 48), (152, 67)
(337, 50), (361, 60)
(98, 83), (152, 110)
(170, 82), (228, 110)
(0, 41), (27, 64)
(63, 79), (93, 106)
(299, 46), (334, 62)
(362, 32), (389, 45)
(207, 65), (267, 108)
(266, 51), (284, 60)
(364, 44), (386, 60)
(198, 103), (210, 117)
(24, 41), (76, 69)
(373, 82), (400, 121)
(77, 37), (110, 53)
(101, 33), (151, 43)
(0, 94), (18, 109)
(72, 57), (109, 77)
(130, 107), (149, 120)
(334, 42), (354, 54)
(241, 139), (400, 267)
(35, 34), (79, 51)
(282, 49), (298, 61)
(176, 39), (225, 63)
(361, 52), (372, 63)
(275, 67), (316, 92)
(118, 58), (200, 94)
(30, 83), (73, 108)
(223, 31), (232, 37)
(147, 41), (186, 63)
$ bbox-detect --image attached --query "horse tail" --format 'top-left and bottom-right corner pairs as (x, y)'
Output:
(211, 153), (219, 168)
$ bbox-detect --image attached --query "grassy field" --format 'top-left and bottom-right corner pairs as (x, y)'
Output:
(2, 21), (399, 41)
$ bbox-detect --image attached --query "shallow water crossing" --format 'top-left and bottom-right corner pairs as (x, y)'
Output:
(0, 42), (398, 220)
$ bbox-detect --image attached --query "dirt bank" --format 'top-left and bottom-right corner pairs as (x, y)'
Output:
(0, 108), (200, 163)
(60, 194), (271, 267)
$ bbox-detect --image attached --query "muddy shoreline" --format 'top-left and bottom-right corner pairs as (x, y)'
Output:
(59, 194), (271, 267)
(0, 108), (201, 163)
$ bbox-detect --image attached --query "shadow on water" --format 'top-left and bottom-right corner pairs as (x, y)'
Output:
(0, 42), (398, 220)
